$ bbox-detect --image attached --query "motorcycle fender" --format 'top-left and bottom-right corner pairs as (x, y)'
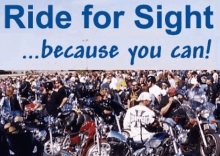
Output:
(204, 129), (220, 140)
(203, 129), (220, 140)
(204, 129), (216, 135)
(82, 139), (106, 156)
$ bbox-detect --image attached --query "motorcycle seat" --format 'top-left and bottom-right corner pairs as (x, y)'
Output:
(127, 138), (145, 150)
(131, 142), (145, 150)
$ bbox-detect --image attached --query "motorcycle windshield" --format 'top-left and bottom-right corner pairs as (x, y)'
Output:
(181, 104), (196, 119)
(183, 90), (216, 119)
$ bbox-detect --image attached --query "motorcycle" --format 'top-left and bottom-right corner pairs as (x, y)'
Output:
(176, 90), (220, 156)
(106, 116), (186, 156)
(43, 107), (111, 156)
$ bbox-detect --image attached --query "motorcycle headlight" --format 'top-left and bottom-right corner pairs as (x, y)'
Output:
(175, 125), (183, 133)
(201, 109), (210, 119)
(178, 131), (188, 144)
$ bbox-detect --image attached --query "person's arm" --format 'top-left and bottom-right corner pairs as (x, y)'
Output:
(214, 74), (218, 83)
(127, 99), (131, 109)
(160, 97), (173, 116)
(103, 109), (112, 115)
(0, 97), (4, 108)
(34, 103), (42, 110)
(123, 110), (131, 130)
(59, 97), (68, 108)
(156, 95), (161, 104)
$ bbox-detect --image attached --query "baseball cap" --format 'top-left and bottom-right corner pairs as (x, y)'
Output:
(137, 92), (152, 101)
(168, 87), (176, 97)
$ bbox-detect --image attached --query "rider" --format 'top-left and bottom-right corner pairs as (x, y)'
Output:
(94, 85), (125, 124)
(123, 92), (156, 143)
(35, 82), (60, 117)
(159, 87), (187, 126)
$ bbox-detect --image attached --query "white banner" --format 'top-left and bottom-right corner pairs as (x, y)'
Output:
(0, 0), (219, 70)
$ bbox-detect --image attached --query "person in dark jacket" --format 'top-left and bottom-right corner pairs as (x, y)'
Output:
(94, 85), (125, 124)
(40, 82), (60, 117)
(206, 75), (217, 104)
(0, 86), (22, 116)
(159, 87), (187, 126)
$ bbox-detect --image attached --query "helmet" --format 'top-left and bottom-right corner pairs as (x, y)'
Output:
(147, 76), (156, 84)
(45, 82), (53, 90)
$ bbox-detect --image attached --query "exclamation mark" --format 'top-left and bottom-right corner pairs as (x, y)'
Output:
(205, 39), (211, 59)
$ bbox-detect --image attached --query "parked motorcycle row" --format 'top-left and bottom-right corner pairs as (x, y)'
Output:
(0, 70), (220, 156)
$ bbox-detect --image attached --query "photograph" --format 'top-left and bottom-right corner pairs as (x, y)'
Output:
(0, 70), (219, 156)
(0, 0), (220, 156)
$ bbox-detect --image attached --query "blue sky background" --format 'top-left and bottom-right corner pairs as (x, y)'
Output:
(0, 0), (219, 70)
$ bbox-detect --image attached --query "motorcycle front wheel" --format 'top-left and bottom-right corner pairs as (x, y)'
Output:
(200, 132), (220, 156)
(43, 138), (62, 156)
(85, 140), (111, 156)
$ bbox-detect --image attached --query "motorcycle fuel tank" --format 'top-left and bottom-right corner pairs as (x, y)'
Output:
(146, 132), (169, 148)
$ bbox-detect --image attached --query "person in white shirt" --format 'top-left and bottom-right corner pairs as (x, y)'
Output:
(123, 92), (156, 143)
(110, 74), (118, 90)
(167, 73), (175, 88)
(211, 70), (218, 84)
(147, 76), (162, 105)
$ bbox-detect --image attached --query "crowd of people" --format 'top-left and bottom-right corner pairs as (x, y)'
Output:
(0, 70), (219, 143)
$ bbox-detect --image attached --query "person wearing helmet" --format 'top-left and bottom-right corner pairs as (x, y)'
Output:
(123, 92), (156, 143)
